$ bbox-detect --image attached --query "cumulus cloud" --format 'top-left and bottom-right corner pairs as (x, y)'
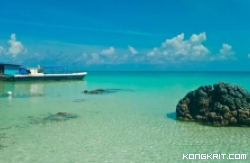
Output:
(210, 43), (235, 61)
(7, 34), (26, 56)
(128, 45), (138, 55)
(78, 53), (88, 60)
(147, 32), (209, 62)
(219, 44), (235, 58)
(86, 53), (105, 64)
(0, 46), (4, 54)
(73, 45), (141, 64)
(101, 46), (115, 55)
(91, 53), (99, 61)
(74, 53), (88, 63)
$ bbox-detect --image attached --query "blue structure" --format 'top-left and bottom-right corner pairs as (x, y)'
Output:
(0, 63), (21, 75)
(18, 67), (30, 74)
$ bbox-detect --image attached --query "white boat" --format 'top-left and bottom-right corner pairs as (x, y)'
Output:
(0, 63), (87, 81)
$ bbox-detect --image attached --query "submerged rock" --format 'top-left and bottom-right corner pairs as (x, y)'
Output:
(83, 88), (134, 94)
(176, 82), (250, 127)
(43, 112), (77, 121)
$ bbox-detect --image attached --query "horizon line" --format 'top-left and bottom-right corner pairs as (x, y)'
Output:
(79, 70), (250, 72)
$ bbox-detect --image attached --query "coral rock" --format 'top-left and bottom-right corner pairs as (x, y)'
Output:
(176, 82), (250, 126)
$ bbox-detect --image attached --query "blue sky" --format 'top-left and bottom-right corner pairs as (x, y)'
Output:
(0, 0), (250, 71)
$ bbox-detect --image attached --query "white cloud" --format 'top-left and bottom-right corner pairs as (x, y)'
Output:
(147, 32), (209, 62)
(0, 46), (4, 54)
(80, 53), (88, 60)
(75, 53), (88, 62)
(210, 43), (235, 61)
(248, 53), (250, 58)
(220, 44), (234, 58)
(128, 45), (138, 55)
(7, 34), (26, 56)
(101, 46), (115, 55)
(190, 33), (206, 43)
(91, 53), (99, 60)
(148, 47), (158, 57)
(86, 53), (104, 64)
(76, 46), (140, 64)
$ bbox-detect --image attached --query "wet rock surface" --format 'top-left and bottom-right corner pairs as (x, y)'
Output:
(43, 112), (77, 121)
(83, 88), (134, 94)
(176, 82), (250, 126)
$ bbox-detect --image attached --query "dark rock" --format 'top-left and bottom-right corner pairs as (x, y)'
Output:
(95, 89), (105, 92)
(213, 116), (223, 121)
(200, 85), (212, 92)
(222, 105), (230, 113)
(238, 109), (249, 118)
(197, 89), (208, 98)
(57, 112), (67, 116)
(83, 88), (134, 95)
(195, 115), (203, 121)
(87, 89), (106, 94)
(221, 119), (229, 125)
(184, 113), (193, 120)
(231, 110), (238, 117)
(229, 117), (237, 125)
(175, 82), (250, 127)
(186, 91), (196, 99)
(208, 112), (217, 118)
(238, 87), (248, 98)
(223, 111), (231, 120)
(89, 90), (99, 94)
(43, 112), (77, 121)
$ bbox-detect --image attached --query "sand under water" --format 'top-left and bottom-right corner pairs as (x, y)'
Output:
(0, 72), (250, 163)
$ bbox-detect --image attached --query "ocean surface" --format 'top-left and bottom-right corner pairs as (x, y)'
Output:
(0, 72), (250, 163)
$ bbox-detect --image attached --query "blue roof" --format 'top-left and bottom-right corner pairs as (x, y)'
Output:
(0, 63), (21, 66)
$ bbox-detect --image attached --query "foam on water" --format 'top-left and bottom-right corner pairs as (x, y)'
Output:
(0, 72), (250, 163)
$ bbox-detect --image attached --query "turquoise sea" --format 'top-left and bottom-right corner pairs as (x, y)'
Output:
(1, 72), (250, 163)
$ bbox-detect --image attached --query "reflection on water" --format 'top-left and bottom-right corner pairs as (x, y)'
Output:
(0, 82), (43, 95)
(0, 81), (87, 99)
(30, 83), (45, 95)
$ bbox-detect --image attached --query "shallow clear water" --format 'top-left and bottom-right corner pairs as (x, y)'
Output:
(0, 72), (250, 163)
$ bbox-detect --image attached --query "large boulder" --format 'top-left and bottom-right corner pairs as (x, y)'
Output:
(176, 82), (250, 126)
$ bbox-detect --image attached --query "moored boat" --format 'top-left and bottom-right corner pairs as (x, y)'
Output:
(0, 63), (87, 81)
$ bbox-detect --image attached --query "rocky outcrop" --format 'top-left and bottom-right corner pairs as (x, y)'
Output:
(83, 88), (134, 94)
(176, 82), (250, 126)
(84, 89), (105, 94)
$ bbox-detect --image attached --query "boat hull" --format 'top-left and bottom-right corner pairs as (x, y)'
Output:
(0, 72), (87, 81)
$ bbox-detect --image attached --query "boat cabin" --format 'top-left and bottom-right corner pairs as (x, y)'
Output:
(0, 63), (21, 75)
(0, 63), (46, 75)
(26, 68), (43, 74)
